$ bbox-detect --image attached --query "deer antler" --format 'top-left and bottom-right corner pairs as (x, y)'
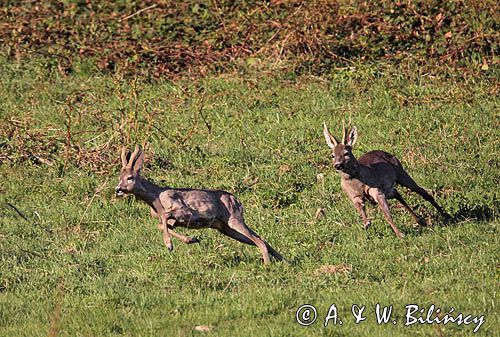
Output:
(127, 145), (141, 169)
(121, 147), (129, 167)
(341, 120), (348, 145)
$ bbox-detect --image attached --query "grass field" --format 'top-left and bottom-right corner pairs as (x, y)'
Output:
(0, 58), (498, 336)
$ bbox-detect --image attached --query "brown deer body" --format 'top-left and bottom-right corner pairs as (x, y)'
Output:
(115, 145), (283, 264)
(323, 123), (449, 238)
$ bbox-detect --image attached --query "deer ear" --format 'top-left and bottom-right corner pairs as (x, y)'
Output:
(121, 147), (133, 168)
(346, 127), (358, 147)
(133, 150), (144, 174)
(323, 122), (339, 149)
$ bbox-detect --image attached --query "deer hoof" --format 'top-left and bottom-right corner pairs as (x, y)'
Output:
(190, 237), (200, 244)
(166, 243), (173, 251)
(363, 221), (371, 229)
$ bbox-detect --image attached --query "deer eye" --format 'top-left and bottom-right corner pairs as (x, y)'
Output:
(127, 176), (134, 181)
(344, 152), (349, 157)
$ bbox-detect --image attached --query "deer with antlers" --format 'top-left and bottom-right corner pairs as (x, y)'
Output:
(323, 123), (450, 238)
(115, 145), (283, 264)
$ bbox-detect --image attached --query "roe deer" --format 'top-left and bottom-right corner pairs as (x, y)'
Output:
(115, 145), (283, 264)
(323, 123), (450, 238)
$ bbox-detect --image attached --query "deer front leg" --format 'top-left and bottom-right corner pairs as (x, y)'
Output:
(352, 196), (371, 229)
(154, 206), (199, 246)
(169, 225), (200, 244)
(369, 189), (404, 238)
(158, 216), (199, 245)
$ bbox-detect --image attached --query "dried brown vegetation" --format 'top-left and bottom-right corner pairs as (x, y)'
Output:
(1, 0), (497, 79)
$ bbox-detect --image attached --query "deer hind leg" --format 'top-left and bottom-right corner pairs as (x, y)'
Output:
(369, 189), (404, 238)
(217, 226), (283, 261)
(393, 190), (426, 226)
(224, 218), (282, 264)
(352, 196), (371, 229)
(239, 225), (283, 262)
(397, 171), (450, 218)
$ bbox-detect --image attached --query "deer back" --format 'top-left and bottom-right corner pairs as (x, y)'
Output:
(157, 188), (243, 225)
(357, 151), (399, 195)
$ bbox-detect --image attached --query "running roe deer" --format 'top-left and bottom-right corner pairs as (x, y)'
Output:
(323, 123), (450, 238)
(115, 145), (283, 264)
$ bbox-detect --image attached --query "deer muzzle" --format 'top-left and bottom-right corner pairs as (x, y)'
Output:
(115, 186), (125, 197)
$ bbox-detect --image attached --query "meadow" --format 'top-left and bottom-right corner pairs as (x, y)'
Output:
(0, 55), (498, 337)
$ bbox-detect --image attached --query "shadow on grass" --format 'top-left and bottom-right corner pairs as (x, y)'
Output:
(440, 203), (497, 228)
(404, 203), (497, 237)
(358, 201), (497, 239)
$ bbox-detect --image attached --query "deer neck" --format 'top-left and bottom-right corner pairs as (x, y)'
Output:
(340, 159), (361, 180)
(132, 177), (165, 208)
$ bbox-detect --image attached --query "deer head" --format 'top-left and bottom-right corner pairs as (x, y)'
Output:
(323, 122), (359, 176)
(115, 145), (145, 197)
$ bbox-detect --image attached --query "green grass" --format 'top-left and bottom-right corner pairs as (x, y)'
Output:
(0, 59), (498, 336)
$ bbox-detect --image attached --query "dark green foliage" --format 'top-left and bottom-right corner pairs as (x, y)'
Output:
(0, 0), (497, 78)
